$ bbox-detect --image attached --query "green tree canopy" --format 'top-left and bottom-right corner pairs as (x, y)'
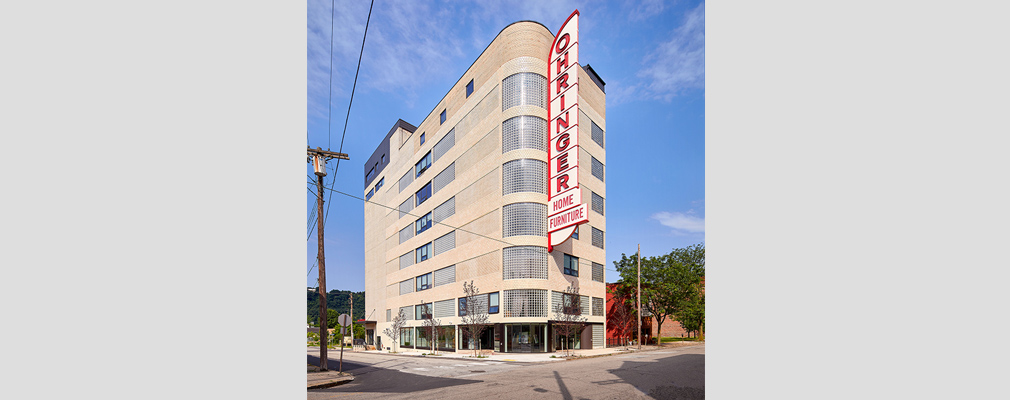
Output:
(613, 243), (705, 344)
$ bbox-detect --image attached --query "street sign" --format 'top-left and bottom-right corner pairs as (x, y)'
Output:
(338, 313), (351, 327)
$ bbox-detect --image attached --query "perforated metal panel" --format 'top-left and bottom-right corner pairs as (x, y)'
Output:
(592, 262), (604, 283)
(433, 264), (455, 287)
(592, 227), (604, 249)
(503, 202), (547, 237)
(399, 224), (413, 244)
(592, 324), (604, 348)
(591, 191), (604, 215)
(399, 279), (413, 295)
(399, 197), (414, 219)
(433, 196), (455, 223)
(502, 115), (547, 153)
(503, 246), (548, 279)
(468, 293), (488, 314)
(503, 289), (547, 318)
(591, 120), (604, 149)
(433, 128), (454, 163)
(581, 295), (590, 315)
(502, 72), (547, 111)
(400, 306), (414, 321)
(399, 169), (414, 192)
(399, 252), (414, 270)
(592, 297), (604, 316)
(433, 230), (455, 256)
(432, 162), (455, 194)
(434, 299), (455, 318)
(503, 159), (547, 195)
(591, 156), (605, 181)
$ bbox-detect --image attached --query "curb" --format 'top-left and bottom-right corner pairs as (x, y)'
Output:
(307, 375), (355, 390)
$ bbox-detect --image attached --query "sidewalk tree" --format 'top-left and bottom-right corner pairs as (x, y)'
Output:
(382, 308), (406, 353)
(552, 284), (587, 357)
(420, 302), (441, 355)
(459, 280), (490, 358)
(613, 243), (705, 345)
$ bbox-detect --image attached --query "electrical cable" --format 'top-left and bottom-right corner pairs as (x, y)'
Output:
(321, 0), (375, 230)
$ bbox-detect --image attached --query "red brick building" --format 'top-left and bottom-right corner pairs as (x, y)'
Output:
(605, 282), (697, 346)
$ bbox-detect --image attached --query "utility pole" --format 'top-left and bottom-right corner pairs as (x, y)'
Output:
(350, 293), (354, 348)
(308, 147), (349, 371)
(637, 244), (642, 350)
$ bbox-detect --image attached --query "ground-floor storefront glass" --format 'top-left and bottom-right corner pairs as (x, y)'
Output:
(504, 323), (547, 352)
(553, 326), (581, 351)
(460, 325), (495, 350)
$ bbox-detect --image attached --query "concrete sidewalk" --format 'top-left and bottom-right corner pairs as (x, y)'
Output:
(309, 341), (702, 364)
(307, 364), (354, 389)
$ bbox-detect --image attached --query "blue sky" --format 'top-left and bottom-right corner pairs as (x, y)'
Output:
(307, 0), (705, 292)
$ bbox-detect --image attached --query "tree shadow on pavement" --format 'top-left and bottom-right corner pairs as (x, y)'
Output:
(307, 355), (484, 393)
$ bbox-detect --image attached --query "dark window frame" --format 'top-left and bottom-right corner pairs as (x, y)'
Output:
(440, 109), (446, 124)
(416, 242), (432, 262)
(416, 273), (432, 291)
(415, 212), (433, 234)
(466, 79), (474, 98)
(365, 188), (374, 200)
(564, 254), (579, 277)
(419, 132), (426, 145)
(415, 303), (432, 320)
(415, 181), (432, 206)
(415, 151), (432, 178)
(488, 292), (499, 314)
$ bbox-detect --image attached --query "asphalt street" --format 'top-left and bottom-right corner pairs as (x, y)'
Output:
(308, 344), (704, 399)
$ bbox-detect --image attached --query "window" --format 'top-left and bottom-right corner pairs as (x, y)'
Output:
(365, 188), (374, 200)
(415, 212), (432, 234)
(419, 132), (426, 145)
(416, 242), (432, 262)
(564, 254), (579, 277)
(416, 273), (432, 291)
(458, 298), (467, 316)
(381, 154), (386, 164)
(440, 109), (446, 124)
(365, 166), (375, 182)
(415, 151), (432, 177)
(572, 225), (579, 240)
(375, 177), (384, 191)
(415, 181), (432, 206)
(416, 303), (432, 320)
(488, 292), (499, 314)
(466, 79), (474, 98)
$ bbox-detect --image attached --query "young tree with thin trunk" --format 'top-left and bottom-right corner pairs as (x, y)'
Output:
(382, 308), (406, 353)
(459, 280), (490, 358)
(552, 284), (587, 357)
(420, 302), (441, 355)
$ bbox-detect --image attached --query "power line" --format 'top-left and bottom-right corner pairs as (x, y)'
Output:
(321, 186), (525, 249)
(321, 0), (375, 230)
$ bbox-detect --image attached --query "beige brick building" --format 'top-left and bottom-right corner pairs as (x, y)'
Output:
(361, 20), (607, 353)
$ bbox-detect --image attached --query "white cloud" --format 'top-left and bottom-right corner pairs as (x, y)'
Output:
(627, 0), (666, 21)
(636, 1), (705, 101)
(652, 211), (705, 234)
